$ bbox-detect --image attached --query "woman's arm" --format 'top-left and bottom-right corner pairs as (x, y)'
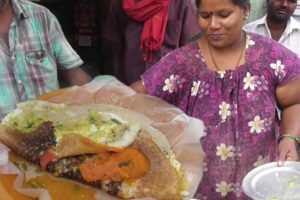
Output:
(130, 80), (146, 93)
(276, 77), (300, 163)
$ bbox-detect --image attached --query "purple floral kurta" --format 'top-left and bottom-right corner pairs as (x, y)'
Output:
(141, 33), (300, 200)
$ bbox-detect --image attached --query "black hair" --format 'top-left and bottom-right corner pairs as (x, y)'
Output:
(196, 0), (250, 9)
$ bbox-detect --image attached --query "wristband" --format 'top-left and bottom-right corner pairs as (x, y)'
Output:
(278, 134), (300, 149)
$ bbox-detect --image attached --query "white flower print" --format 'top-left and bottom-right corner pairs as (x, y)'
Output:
(254, 155), (268, 167)
(248, 115), (264, 134)
(216, 181), (233, 197)
(191, 81), (200, 96)
(216, 143), (235, 161)
(217, 71), (226, 78)
(270, 60), (286, 80)
(163, 75), (175, 93)
(191, 81), (209, 98)
(243, 72), (256, 91)
(246, 35), (255, 49)
(219, 102), (231, 121)
(233, 182), (243, 197)
(162, 74), (185, 93)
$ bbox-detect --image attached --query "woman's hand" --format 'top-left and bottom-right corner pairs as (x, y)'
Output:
(276, 78), (300, 166)
(130, 80), (145, 93)
(278, 138), (299, 166)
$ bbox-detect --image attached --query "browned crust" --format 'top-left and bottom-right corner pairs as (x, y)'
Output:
(131, 130), (181, 200)
(0, 122), (56, 164)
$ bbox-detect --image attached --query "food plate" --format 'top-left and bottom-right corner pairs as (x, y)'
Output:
(0, 76), (205, 200)
(242, 161), (300, 200)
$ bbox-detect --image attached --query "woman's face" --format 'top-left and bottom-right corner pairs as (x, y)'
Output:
(198, 0), (248, 48)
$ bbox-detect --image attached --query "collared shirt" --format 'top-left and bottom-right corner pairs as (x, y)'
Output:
(244, 15), (300, 58)
(294, 0), (300, 16)
(0, 0), (83, 119)
(293, 0), (300, 21)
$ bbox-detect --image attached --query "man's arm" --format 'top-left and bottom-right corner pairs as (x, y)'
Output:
(60, 67), (92, 86)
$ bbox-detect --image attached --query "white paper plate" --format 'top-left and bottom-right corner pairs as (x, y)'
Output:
(242, 161), (300, 200)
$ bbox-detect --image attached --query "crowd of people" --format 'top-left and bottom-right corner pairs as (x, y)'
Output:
(1, 0), (300, 199)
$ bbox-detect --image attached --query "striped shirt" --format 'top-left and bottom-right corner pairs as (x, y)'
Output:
(0, 0), (83, 119)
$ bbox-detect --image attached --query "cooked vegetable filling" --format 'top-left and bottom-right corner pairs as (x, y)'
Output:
(55, 110), (129, 144)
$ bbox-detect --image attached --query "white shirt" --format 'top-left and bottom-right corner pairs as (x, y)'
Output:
(294, 0), (300, 16)
(244, 15), (300, 58)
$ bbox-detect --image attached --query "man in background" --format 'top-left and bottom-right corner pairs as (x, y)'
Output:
(0, 0), (91, 119)
(244, 0), (300, 57)
(102, 0), (201, 85)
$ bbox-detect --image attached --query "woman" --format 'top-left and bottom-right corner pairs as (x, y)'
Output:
(131, 0), (300, 199)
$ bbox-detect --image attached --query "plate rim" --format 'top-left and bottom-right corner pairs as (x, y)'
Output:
(242, 161), (300, 199)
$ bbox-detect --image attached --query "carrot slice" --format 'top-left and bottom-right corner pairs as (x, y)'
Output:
(79, 148), (150, 182)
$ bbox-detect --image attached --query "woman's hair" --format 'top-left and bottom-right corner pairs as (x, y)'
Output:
(195, 0), (250, 9)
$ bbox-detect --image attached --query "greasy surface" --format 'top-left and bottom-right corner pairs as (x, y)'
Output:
(131, 131), (181, 200)
(0, 152), (98, 200)
(0, 174), (35, 200)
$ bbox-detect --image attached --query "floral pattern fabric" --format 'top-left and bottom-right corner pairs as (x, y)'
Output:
(141, 33), (300, 200)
